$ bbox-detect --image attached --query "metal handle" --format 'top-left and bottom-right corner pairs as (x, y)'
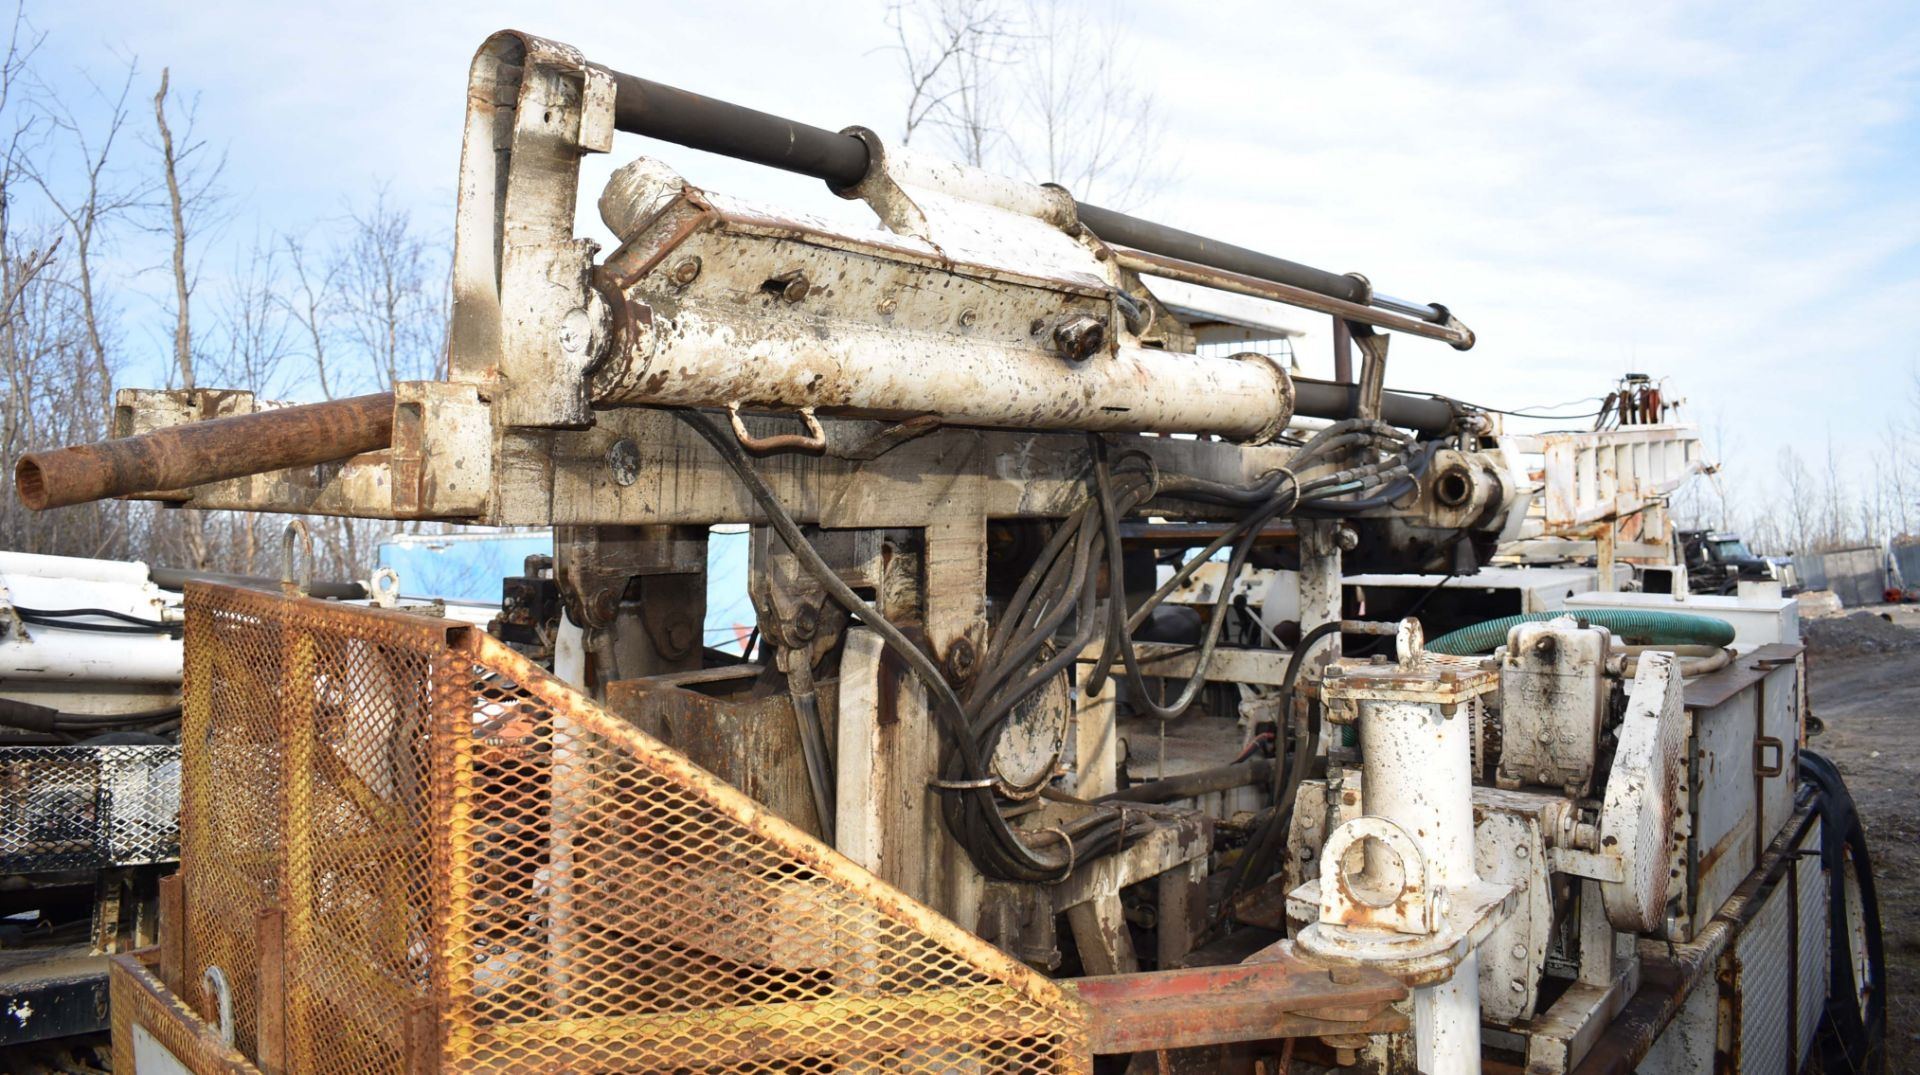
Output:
(1755, 736), (1785, 778)
(281, 519), (315, 597)
(727, 403), (827, 456)
(201, 965), (235, 1046)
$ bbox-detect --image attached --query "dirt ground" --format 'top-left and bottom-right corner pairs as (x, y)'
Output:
(1804, 604), (1920, 1066)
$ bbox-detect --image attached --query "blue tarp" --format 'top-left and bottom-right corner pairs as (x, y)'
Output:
(377, 528), (757, 651)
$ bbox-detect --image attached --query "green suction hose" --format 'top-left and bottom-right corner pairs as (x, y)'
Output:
(1425, 609), (1737, 656)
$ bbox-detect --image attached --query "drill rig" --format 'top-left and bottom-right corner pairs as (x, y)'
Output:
(10, 30), (1880, 1075)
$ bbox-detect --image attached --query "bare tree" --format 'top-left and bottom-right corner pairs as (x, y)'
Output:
(1883, 419), (1913, 538)
(281, 232), (340, 398)
(334, 189), (442, 391)
(1006, 0), (1169, 208)
(206, 236), (292, 396)
(887, 0), (1170, 208)
(889, 0), (1014, 157)
(150, 66), (224, 390)
(1776, 446), (1817, 555)
(22, 60), (143, 417)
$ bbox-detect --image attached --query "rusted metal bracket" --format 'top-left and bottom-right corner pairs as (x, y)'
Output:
(1062, 941), (1408, 1053)
(554, 525), (706, 629)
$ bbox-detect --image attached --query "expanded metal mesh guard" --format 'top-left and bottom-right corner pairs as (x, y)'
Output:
(176, 582), (1089, 1074)
(0, 743), (180, 872)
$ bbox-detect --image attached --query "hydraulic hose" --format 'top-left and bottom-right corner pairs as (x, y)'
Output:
(1619, 643), (1733, 678)
(1424, 609), (1737, 656)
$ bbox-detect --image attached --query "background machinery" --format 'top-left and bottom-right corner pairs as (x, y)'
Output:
(7, 30), (1882, 1074)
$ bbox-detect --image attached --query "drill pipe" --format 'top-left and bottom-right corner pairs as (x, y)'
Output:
(15, 393), (394, 511)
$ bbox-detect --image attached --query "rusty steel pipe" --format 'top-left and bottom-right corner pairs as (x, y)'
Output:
(15, 393), (394, 511)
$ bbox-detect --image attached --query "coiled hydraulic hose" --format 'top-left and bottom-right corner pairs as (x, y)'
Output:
(1425, 609), (1736, 656)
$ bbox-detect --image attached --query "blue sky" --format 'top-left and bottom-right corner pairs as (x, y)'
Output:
(23, 0), (1920, 513)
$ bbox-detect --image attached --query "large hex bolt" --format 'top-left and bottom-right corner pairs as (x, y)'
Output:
(945, 637), (978, 683)
(1053, 315), (1106, 361)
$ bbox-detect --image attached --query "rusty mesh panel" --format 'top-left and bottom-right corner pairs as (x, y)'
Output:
(179, 584), (1088, 1074)
(278, 599), (446, 1075)
(439, 632), (1090, 1074)
(180, 583), (286, 1061)
(182, 584), (448, 1074)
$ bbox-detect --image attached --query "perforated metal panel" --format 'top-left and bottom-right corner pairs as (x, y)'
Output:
(0, 744), (180, 872)
(170, 582), (1089, 1074)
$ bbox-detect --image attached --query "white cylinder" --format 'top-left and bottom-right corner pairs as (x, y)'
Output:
(0, 633), (181, 684)
(1417, 950), (1482, 1075)
(1359, 699), (1482, 1075)
(1358, 700), (1475, 883)
(593, 315), (1295, 442)
(0, 551), (152, 585)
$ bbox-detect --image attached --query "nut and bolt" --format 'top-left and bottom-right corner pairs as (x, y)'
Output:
(587, 588), (620, 625)
(776, 272), (810, 303)
(606, 437), (641, 487)
(1052, 314), (1106, 361)
(946, 638), (978, 682)
(957, 308), (978, 328)
(878, 296), (898, 316)
(669, 256), (702, 286)
(1326, 965), (1364, 986)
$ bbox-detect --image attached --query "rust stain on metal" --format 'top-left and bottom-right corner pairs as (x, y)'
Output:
(1065, 943), (1408, 1053)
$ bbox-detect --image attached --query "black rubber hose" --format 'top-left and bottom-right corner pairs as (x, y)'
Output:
(1226, 620), (1342, 908)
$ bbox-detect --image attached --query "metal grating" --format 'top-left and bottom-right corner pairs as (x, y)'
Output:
(0, 744), (180, 872)
(1733, 872), (1790, 1073)
(1793, 827), (1828, 1068)
(169, 581), (1089, 1074)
